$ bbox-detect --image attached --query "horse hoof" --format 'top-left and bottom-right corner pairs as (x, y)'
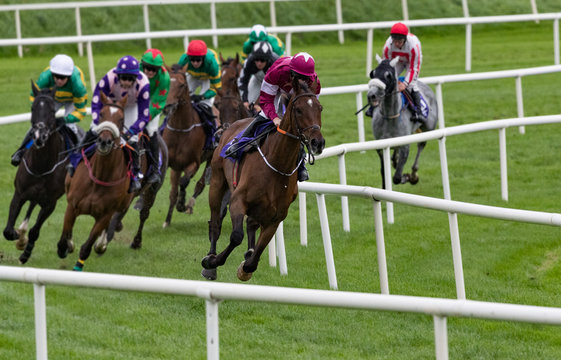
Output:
(162, 222), (169, 228)
(19, 255), (29, 265)
(409, 175), (419, 185)
(94, 243), (107, 255)
(201, 255), (216, 269)
(57, 248), (68, 259)
(115, 221), (123, 232)
(237, 261), (253, 282)
(201, 268), (217, 281)
(244, 248), (254, 261)
(3, 228), (18, 241)
(130, 240), (142, 250)
(15, 237), (28, 251)
(185, 207), (193, 215)
(67, 240), (75, 254)
(176, 203), (186, 213)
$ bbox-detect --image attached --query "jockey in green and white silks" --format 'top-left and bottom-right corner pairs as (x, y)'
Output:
(139, 48), (170, 185)
(241, 24), (285, 62)
(11, 54), (88, 166)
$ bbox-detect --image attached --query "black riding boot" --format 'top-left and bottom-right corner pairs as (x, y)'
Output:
(66, 128), (97, 177)
(128, 142), (142, 193)
(297, 145), (309, 182)
(146, 134), (161, 185)
(11, 129), (33, 166)
(410, 90), (426, 125)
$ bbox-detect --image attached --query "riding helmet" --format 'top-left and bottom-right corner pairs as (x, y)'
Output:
(187, 40), (207, 57)
(390, 22), (409, 37)
(141, 48), (165, 67)
(249, 24), (268, 42)
(50, 54), (74, 76)
(289, 52), (315, 77)
(115, 55), (140, 75)
(252, 41), (273, 59)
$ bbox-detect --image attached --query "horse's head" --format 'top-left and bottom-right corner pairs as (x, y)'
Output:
(163, 64), (190, 116)
(30, 81), (57, 149)
(367, 55), (399, 108)
(95, 92), (126, 155)
(220, 54), (241, 92)
(283, 77), (325, 155)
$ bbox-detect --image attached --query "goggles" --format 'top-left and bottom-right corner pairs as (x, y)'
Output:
(118, 74), (137, 82)
(189, 56), (204, 63)
(53, 74), (69, 80)
(142, 63), (160, 73)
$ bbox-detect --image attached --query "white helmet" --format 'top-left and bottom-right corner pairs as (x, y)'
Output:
(50, 54), (74, 76)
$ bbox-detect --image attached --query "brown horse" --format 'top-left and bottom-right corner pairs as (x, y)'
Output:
(3, 83), (68, 264)
(161, 64), (207, 227)
(217, 53), (248, 127)
(201, 78), (325, 281)
(57, 93), (133, 271)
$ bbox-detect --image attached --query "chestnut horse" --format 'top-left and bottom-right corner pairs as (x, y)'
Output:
(217, 54), (247, 127)
(161, 64), (207, 227)
(3, 84), (69, 264)
(57, 93), (133, 271)
(201, 78), (325, 281)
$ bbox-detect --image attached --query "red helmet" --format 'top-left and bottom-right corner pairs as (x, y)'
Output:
(289, 52), (315, 77)
(390, 22), (409, 36)
(187, 40), (207, 56)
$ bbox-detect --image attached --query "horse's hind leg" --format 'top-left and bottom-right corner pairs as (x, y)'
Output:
(185, 163), (211, 215)
(57, 206), (78, 259)
(131, 188), (158, 249)
(409, 142), (426, 185)
(96, 211), (127, 254)
(238, 223), (278, 281)
(176, 174), (191, 213)
(74, 213), (113, 271)
(393, 145), (411, 185)
(19, 203), (57, 264)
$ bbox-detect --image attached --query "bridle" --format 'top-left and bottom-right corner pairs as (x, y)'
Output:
(370, 62), (400, 120)
(31, 94), (59, 149)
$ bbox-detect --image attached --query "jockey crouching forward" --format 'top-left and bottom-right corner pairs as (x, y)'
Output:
(178, 40), (221, 139)
(225, 52), (321, 182)
(67, 55), (150, 194)
(12, 54), (88, 166)
(140, 48), (170, 185)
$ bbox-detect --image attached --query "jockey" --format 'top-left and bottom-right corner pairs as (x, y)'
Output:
(178, 39), (221, 127)
(368, 22), (424, 123)
(11, 54), (88, 166)
(139, 48), (170, 185)
(241, 24), (285, 62)
(238, 41), (279, 114)
(68, 55), (150, 193)
(227, 52), (321, 182)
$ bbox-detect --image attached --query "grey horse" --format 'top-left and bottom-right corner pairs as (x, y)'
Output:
(367, 55), (437, 187)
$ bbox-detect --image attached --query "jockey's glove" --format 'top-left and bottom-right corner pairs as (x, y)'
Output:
(191, 94), (204, 103)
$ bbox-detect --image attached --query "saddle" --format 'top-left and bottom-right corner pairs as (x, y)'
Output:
(221, 116), (276, 161)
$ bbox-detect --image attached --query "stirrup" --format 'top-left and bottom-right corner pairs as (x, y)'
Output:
(129, 179), (142, 193)
(146, 172), (161, 185)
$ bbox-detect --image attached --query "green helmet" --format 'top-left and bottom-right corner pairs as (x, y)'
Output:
(249, 24), (268, 42)
(141, 48), (164, 67)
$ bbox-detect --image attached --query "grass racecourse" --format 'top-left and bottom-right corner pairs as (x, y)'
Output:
(2, 0), (561, 359)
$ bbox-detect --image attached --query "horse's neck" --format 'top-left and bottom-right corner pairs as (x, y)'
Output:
(381, 87), (401, 119)
(92, 149), (127, 180)
(169, 100), (197, 128)
(262, 123), (300, 167)
(27, 133), (64, 170)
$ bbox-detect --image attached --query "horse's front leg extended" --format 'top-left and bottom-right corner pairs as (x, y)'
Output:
(238, 222), (279, 281)
(3, 194), (25, 241)
(376, 149), (386, 189)
(393, 145), (410, 185)
(57, 205), (79, 259)
(74, 213), (113, 271)
(409, 141), (427, 185)
(19, 202), (57, 264)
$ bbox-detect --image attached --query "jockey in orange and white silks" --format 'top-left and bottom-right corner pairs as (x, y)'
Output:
(381, 22), (425, 122)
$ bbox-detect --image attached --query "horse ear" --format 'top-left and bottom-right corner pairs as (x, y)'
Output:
(376, 54), (382, 64)
(369, 70), (375, 79)
(291, 76), (301, 93)
(118, 94), (128, 108)
(390, 56), (400, 67)
(219, 52), (225, 64)
(181, 63), (188, 73)
(31, 80), (40, 97)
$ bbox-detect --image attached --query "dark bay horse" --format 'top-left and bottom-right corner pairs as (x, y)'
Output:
(98, 131), (169, 251)
(57, 93), (133, 271)
(217, 53), (248, 126)
(368, 55), (437, 187)
(3, 83), (69, 264)
(161, 64), (207, 226)
(201, 78), (325, 281)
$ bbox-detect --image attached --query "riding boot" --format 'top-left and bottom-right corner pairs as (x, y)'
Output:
(128, 141), (142, 193)
(410, 90), (426, 125)
(66, 128), (97, 177)
(145, 134), (161, 185)
(11, 129), (33, 166)
(297, 145), (309, 182)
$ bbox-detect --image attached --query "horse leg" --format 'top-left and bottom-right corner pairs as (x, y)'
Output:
(19, 202), (57, 264)
(3, 194), (25, 241)
(74, 213), (113, 271)
(177, 163), (199, 213)
(185, 162), (211, 215)
(409, 142), (426, 185)
(238, 223), (279, 281)
(245, 216), (260, 261)
(96, 211), (126, 254)
(57, 206), (78, 259)
(15, 202), (37, 250)
(393, 145), (411, 185)
(376, 149), (386, 189)
(164, 169), (181, 228)
(131, 188), (158, 249)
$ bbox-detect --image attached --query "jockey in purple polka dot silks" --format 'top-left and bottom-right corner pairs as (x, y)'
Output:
(67, 55), (150, 193)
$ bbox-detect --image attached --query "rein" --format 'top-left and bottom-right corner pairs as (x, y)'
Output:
(22, 154), (69, 177)
(82, 145), (130, 187)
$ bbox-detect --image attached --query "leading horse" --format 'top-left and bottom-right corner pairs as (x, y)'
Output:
(3, 83), (70, 264)
(201, 78), (325, 281)
(57, 93), (133, 271)
(368, 55), (437, 187)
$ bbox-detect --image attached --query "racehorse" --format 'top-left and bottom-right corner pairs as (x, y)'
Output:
(57, 93), (133, 271)
(3, 83), (70, 264)
(367, 54), (437, 187)
(217, 53), (248, 126)
(97, 131), (169, 251)
(161, 64), (208, 226)
(201, 77), (325, 281)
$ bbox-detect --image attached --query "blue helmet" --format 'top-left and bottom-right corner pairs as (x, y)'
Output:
(115, 55), (140, 75)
